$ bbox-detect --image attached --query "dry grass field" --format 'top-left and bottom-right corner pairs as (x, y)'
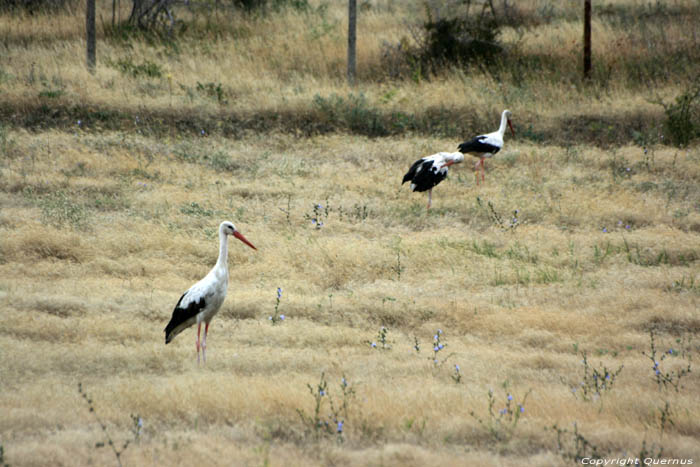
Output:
(1, 0), (700, 466)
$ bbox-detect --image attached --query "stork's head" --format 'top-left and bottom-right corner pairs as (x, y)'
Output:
(220, 221), (257, 250)
(445, 152), (464, 167)
(503, 109), (515, 136)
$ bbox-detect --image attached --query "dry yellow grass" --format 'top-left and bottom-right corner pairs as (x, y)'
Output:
(1, 126), (699, 466)
(1, 1), (700, 465)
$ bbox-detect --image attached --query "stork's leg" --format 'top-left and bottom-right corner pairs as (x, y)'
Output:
(427, 189), (432, 210)
(480, 158), (486, 183)
(196, 322), (202, 365)
(474, 159), (481, 185)
(202, 322), (209, 364)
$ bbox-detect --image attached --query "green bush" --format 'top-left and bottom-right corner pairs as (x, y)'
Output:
(660, 83), (700, 147)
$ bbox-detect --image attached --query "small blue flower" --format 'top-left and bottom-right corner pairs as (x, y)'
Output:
(433, 359), (438, 364)
(668, 349), (674, 355)
(337, 421), (343, 433)
(200, 129), (206, 135)
(371, 342), (376, 348)
(605, 374), (610, 380)
(625, 225), (630, 229)
(342, 377), (347, 387)
(77, 120), (82, 126)
(603, 227), (608, 233)
(655, 369), (660, 375)
(433, 346), (439, 352)
(519, 405), (524, 413)
(316, 204), (323, 210)
(507, 394), (513, 401)
(437, 329), (443, 335)
(500, 408), (507, 415)
(455, 364), (460, 372)
(438, 344), (444, 350)
(277, 287), (283, 298)
(654, 361), (659, 368)
(618, 220), (623, 225)
(319, 389), (325, 396)
(280, 314), (285, 320)
(268, 316), (272, 320)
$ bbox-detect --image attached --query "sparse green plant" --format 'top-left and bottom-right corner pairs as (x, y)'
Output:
(547, 422), (603, 463)
(196, 81), (228, 105)
(106, 57), (163, 79)
(366, 326), (391, 350)
(430, 329), (454, 367)
(0, 443), (8, 467)
(637, 438), (663, 461)
(566, 351), (623, 404)
(78, 382), (142, 467)
(655, 82), (700, 147)
(304, 202), (329, 229)
(451, 364), (462, 384)
(657, 400), (674, 438)
(666, 275), (699, 294)
(268, 287), (285, 324)
(476, 197), (520, 231)
(297, 373), (354, 443)
(641, 329), (692, 392)
(180, 201), (214, 217)
(469, 382), (531, 442)
(413, 336), (420, 353)
(37, 191), (90, 230)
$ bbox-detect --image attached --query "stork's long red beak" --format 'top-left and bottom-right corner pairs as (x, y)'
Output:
(233, 231), (257, 250)
(508, 119), (515, 137)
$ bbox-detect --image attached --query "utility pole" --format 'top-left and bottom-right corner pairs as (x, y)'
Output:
(583, 0), (591, 80)
(87, 0), (96, 73)
(347, 0), (356, 85)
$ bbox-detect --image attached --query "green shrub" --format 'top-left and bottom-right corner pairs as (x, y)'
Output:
(659, 83), (700, 147)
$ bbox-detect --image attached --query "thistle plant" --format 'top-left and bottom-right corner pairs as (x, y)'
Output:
(413, 336), (420, 353)
(78, 382), (142, 467)
(547, 422), (603, 463)
(451, 364), (462, 383)
(641, 329), (692, 392)
(367, 326), (391, 350)
(297, 373), (355, 442)
(567, 351), (623, 403)
(304, 202), (330, 229)
(430, 329), (453, 366)
(469, 383), (531, 442)
(268, 287), (285, 324)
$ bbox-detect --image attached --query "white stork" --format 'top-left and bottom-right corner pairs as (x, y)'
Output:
(402, 152), (464, 209)
(458, 109), (515, 184)
(164, 221), (256, 364)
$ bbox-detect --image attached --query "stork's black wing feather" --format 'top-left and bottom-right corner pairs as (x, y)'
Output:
(402, 158), (425, 185)
(407, 159), (447, 192)
(164, 292), (206, 344)
(458, 136), (500, 155)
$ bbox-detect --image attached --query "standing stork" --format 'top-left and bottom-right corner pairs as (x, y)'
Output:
(164, 221), (256, 364)
(402, 152), (464, 210)
(458, 109), (515, 184)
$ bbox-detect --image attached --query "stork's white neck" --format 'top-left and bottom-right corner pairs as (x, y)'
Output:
(497, 111), (509, 137)
(215, 228), (229, 272)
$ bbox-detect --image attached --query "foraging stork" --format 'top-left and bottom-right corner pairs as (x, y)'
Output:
(458, 109), (515, 184)
(164, 221), (256, 364)
(402, 152), (464, 209)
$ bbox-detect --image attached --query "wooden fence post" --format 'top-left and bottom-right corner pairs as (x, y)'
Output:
(86, 0), (96, 73)
(347, 0), (357, 85)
